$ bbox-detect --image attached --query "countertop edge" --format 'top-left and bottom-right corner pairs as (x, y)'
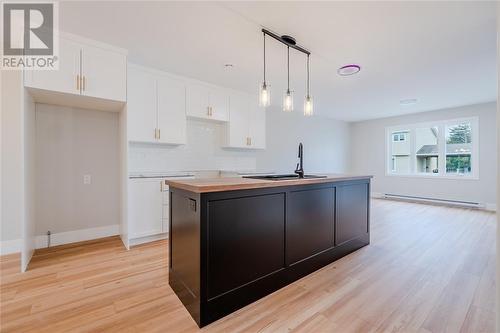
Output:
(166, 175), (373, 193)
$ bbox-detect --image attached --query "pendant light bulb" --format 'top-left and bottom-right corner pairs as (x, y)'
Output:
(304, 95), (313, 116)
(259, 32), (270, 107)
(304, 54), (313, 116)
(283, 46), (294, 112)
(283, 89), (294, 112)
(259, 82), (270, 107)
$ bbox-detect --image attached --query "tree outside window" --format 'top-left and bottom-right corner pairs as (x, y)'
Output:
(445, 123), (472, 175)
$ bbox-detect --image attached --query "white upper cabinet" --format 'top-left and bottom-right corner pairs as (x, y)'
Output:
(249, 103), (266, 149)
(81, 44), (127, 102)
(24, 37), (81, 95)
(225, 92), (266, 149)
(186, 83), (229, 122)
(226, 92), (250, 148)
(127, 64), (187, 145)
(24, 33), (127, 104)
(209, 88), (229, 122)
(157, 76), (187, 144)
(127, 66), (157, 142)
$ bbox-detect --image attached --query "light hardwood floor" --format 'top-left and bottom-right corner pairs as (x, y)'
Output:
(0, 199), (496, 332)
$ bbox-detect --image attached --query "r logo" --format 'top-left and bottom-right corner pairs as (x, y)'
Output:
(3, 3), (54, 56)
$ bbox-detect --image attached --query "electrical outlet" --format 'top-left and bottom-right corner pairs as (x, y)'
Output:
(83, 174), (92, 185)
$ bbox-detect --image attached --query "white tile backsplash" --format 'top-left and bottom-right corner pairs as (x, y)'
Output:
(129, 119), (257, 173)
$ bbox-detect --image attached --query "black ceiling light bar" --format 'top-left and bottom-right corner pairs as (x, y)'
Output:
(261, 29), (310, 56)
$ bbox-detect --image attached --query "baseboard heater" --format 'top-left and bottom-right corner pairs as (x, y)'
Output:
(382, 193), (484, 209)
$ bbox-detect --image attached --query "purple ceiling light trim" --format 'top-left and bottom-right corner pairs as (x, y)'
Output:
(337, 64), (361, 76)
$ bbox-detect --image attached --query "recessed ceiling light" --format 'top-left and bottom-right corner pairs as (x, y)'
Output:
(337, 64), (361, 76)
(400, 98), (418, 105)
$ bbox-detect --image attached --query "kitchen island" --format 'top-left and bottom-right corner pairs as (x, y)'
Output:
(166, 174), (372, 327)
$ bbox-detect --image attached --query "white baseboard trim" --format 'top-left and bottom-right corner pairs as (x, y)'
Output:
(129, 233), (168, 247)
(0, 239), (22, 255)
(35, 224), (120, 249)
(372, 192), (496, 212)
(484, 203), (497, 212)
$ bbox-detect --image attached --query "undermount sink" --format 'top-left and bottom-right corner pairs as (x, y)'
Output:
(243, 174), (327, 181)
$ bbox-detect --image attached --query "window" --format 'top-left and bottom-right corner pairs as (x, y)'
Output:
(386, 118), (478, 178)
(392, 132), (406, 142)
(390, 130), (410, 174)
(415, 126), (439, 174)
(445, 122), (472, 175)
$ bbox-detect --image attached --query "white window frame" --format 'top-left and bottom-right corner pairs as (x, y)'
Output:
(385, 117), (479, 180)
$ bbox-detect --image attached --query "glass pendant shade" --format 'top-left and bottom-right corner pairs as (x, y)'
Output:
(304, 95), (313, 116)
(283, 90), (294, 112)
(259, 82), (270, 107)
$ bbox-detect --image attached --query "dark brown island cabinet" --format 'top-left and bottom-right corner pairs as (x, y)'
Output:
(166, 175), (372, 327)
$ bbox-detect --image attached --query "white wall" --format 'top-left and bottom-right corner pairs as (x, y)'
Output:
(496, 4), (499, 331)
(35, 104), (120, 236)
(1, 71), (24, 253)
(351, 102), (497, 207)
(255, 107), (350, 174)
(129, 107), (351, 175)
(22, 90), (36, 269)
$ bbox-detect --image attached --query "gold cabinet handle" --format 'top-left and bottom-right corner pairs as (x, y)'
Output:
(77, 75), (80, 91)
(207, 106), (211, 116)
(82, 76), (86, 91)
(154, 128), (157, 139)
(158, 129), (161, 140)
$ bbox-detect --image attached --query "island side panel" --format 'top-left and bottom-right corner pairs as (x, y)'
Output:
(169, 188), (201, 326)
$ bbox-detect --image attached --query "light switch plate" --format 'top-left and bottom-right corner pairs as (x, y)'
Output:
(83, 174), (92, 185)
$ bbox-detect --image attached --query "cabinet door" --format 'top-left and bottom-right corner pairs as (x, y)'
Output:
(226, 92), (250, 148)
(287, 187), (335, 265)
(81, 44), (126, 102)
(336, 183), (369, 245)
(24, 37), (81, 95)
(157, 76), (187, 144)
(128, 179), (163, 239)
(127, 66), (157, 143)
(186, 83), (210, 119)
(209, 88), (229, 121)
(207, 193), (285, 299)
(249, 104), (266, 149)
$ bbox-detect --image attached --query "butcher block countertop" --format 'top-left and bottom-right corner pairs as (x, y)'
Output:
(165, 174), (373, 193)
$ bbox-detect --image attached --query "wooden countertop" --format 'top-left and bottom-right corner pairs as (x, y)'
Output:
(165, 174), (373, 193)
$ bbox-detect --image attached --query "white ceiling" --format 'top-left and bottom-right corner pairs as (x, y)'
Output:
(59, 1), (497, 122)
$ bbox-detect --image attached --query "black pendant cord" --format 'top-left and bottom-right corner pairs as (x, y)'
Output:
(287, 46), (290, 92)
(263, 32), (266, 83)
(307, 54), (310, 97)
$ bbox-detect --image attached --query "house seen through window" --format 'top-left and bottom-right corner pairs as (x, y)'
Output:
(387, 118), (477, 178)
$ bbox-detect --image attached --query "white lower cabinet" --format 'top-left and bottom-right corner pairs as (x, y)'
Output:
(128, 178), (165, 239)
(128, 176), (193, 244)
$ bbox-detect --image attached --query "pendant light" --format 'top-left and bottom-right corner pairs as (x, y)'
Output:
(304, 54), (313, 116)
(259, 32), (270, 107)
(283, 46), (293, 112)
